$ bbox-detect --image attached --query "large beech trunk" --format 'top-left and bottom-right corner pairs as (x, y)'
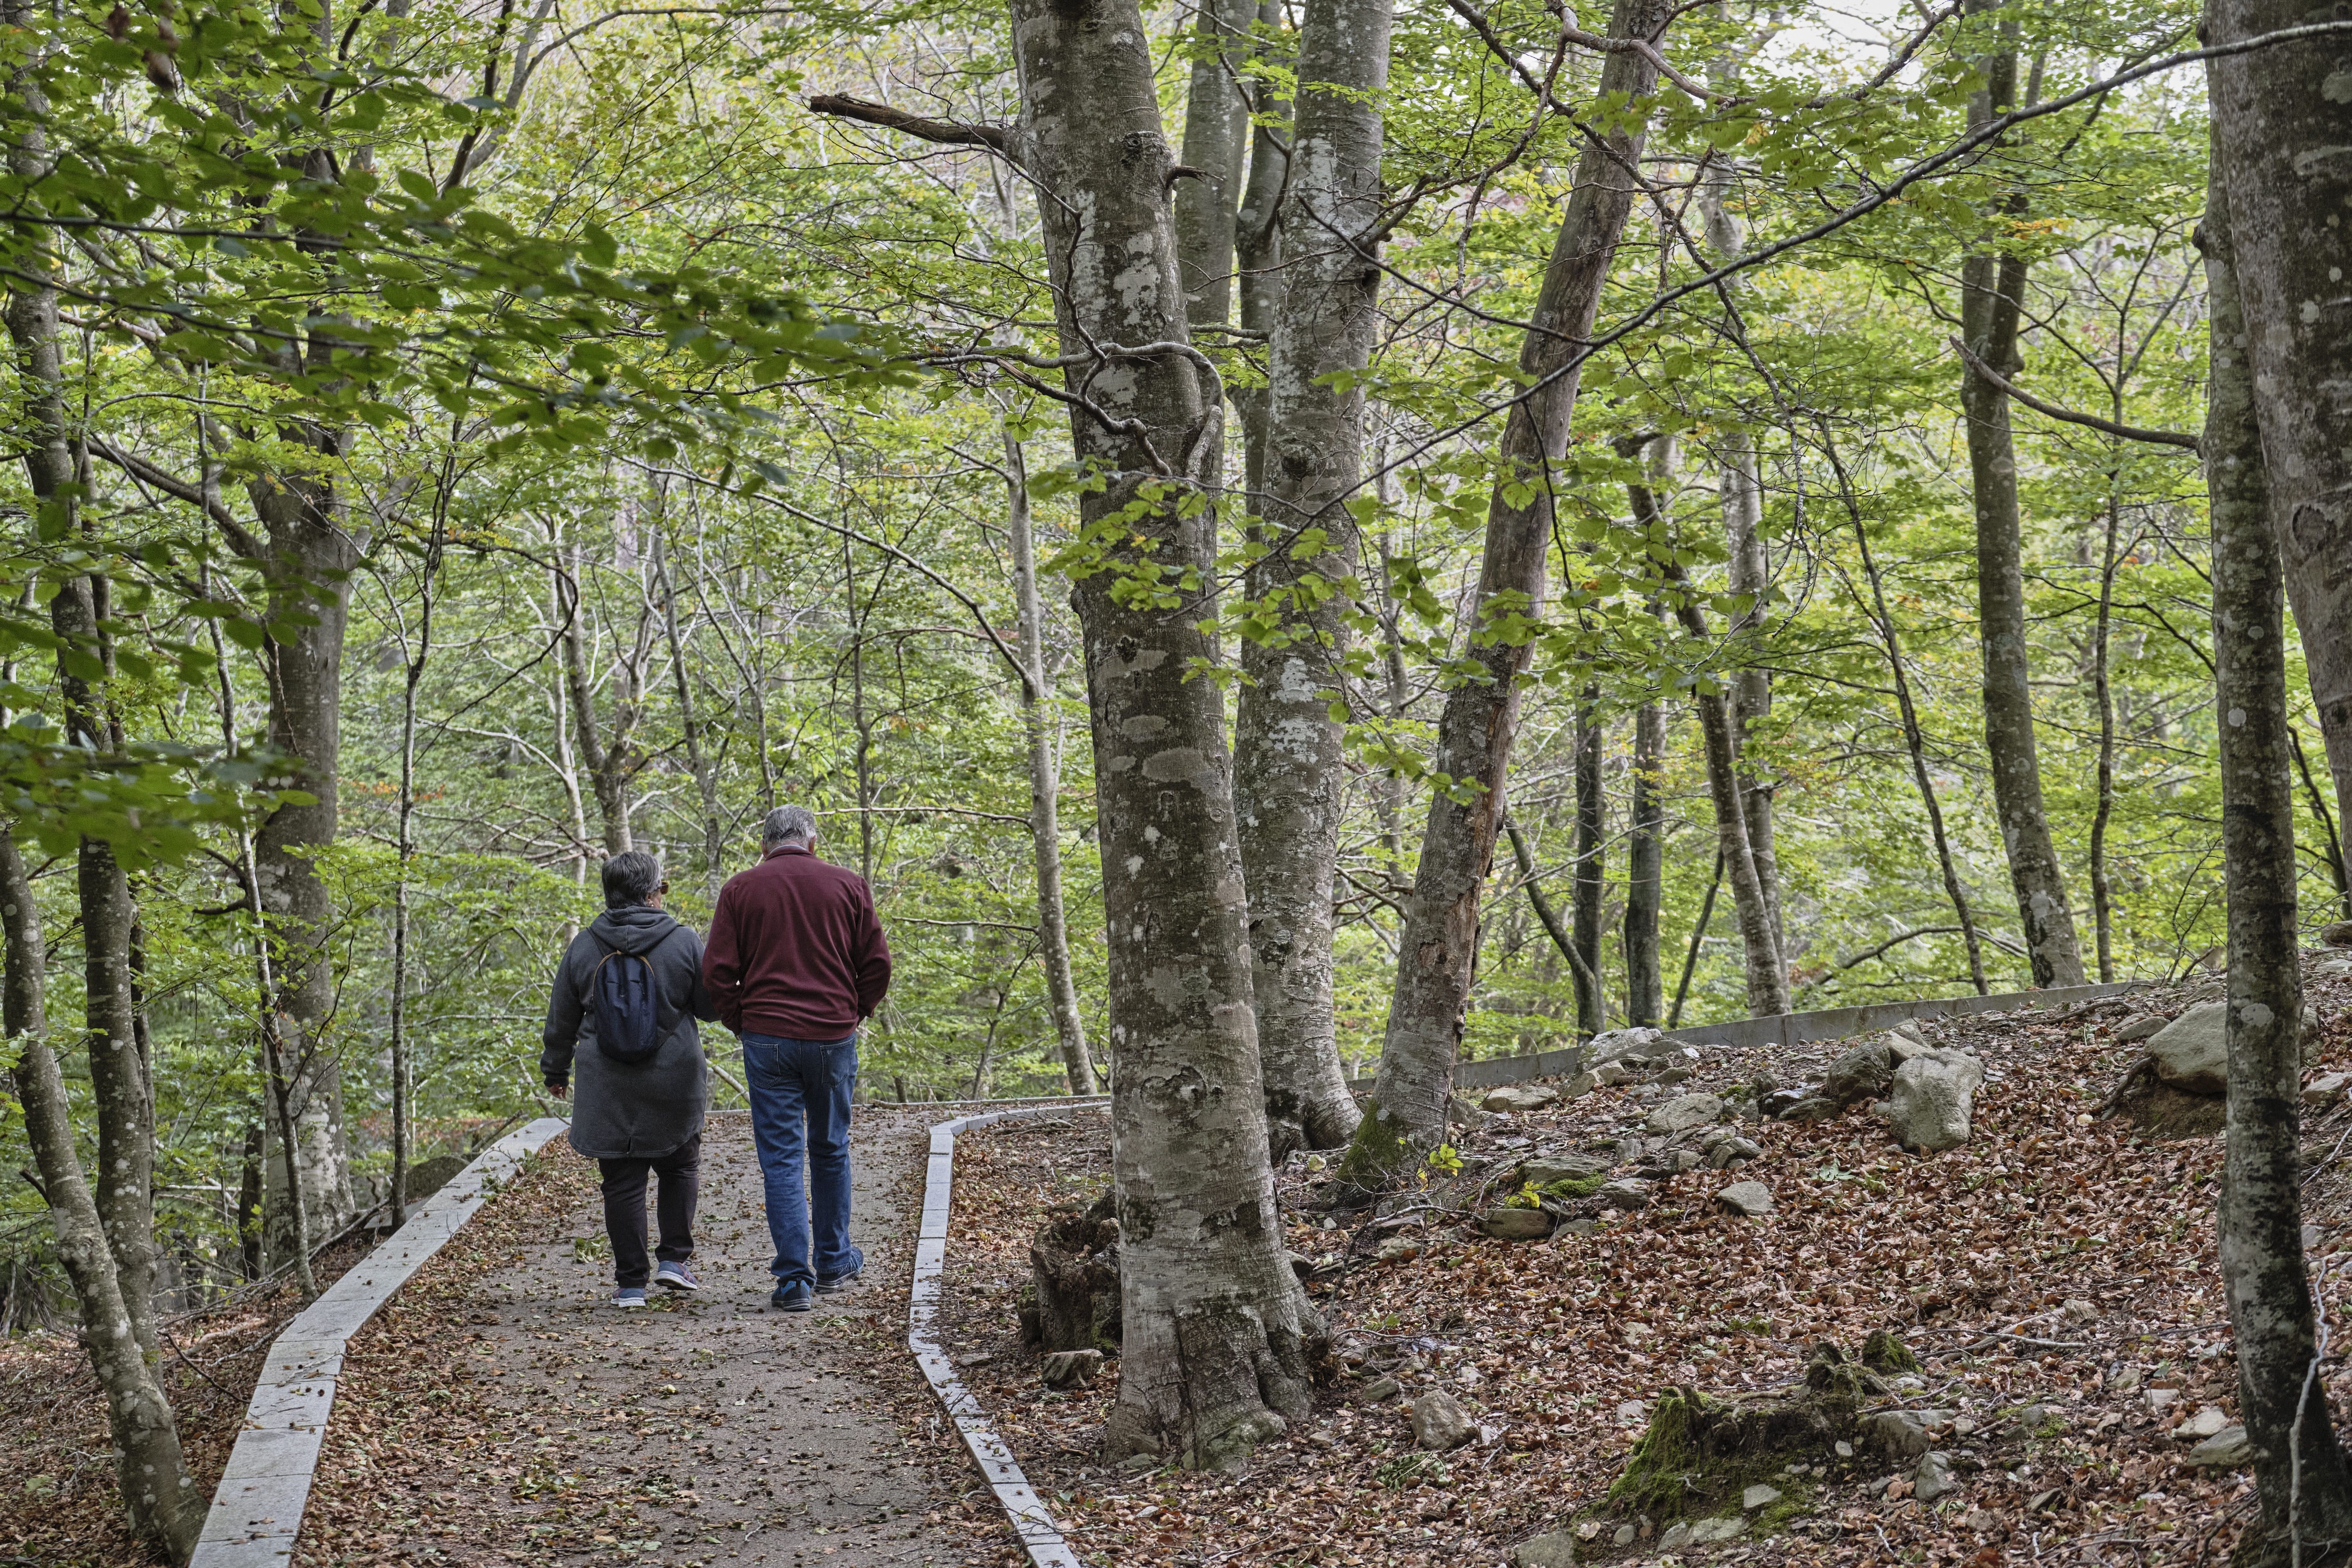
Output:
(2211, 0), (2352, 867)
(818, 0), (1320, 1468)
(1957, 0), (2085, 989)
(1173, 0), (1254, 328)
(2, 832), (202, 1559)
(2204, 24), (2352, 1557)
(1233, 0), (1390, 1153)
(1336, 0), (1666, 1185)
(1004, 426), (1096, 1094)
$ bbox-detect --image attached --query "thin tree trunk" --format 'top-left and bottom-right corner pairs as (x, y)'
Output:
(2, 830), (202, 1560)
(0, 185), (166, 1357)
(1669, 850), (1724, 1028)
(1628, 440), (1787, 1016)
(653, 523), (725, 890)
(1958, 0), (2086, 988)
(1820, 425), (1990, 994)
(1336, 0), (1668, 1187)
(560, 538), (635, 856)
(1626, 697), (1664, 1026)
(1003, 420), (1097, 1095)
(388, 517), (444, 1230)
(2289, 727), (2352, 922)
(818, 2), (1321, 1469)
(1232, 0), (1287, 505)
(1570, 696), (1605, 1033)
(2205, 17), (2352, 1553)
(2089, 495), (2121, 981)
(1234, 0), (1390, 1154)
(1505, 815), (1607, 1011)
(2200, 142), (2352, 1561)
(1699, 151), (1783, 959)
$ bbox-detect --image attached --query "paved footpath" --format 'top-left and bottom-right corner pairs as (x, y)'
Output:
(320, 1109), (991, 1568)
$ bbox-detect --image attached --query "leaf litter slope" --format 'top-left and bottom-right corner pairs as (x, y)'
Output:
(298, 1109), (1015, 1568)
(939, 961), (2352, 1566)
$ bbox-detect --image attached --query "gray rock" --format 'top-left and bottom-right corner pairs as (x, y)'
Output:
(1891, 1020), (1928, 1047)
(1886, 1048), (1986, 1152)
(1520, 1153), (1612, 1186)
(2113, 1013), (2168, 1043)
(1914, 1451), (1958, 1502)
(1689, 1518), (1745, 1543)
(1717, 1181), (1774, 1217)
(403, 1152), (468, 1202)
(1484, 1083), (1560, 1113)
(1411, 1389), (1475, 1451)
(2187, 1425), (2252, 1468)
(1824, 1040), (1896, 1107)
(1742, 1482), (1782, 1510)
(1646, 1092), (1724, 1134)
(1479, 1208), (1554, 1241)
(1596, 1178), (1652, 1210)
(1560, 1072), (1598, 1099)
(1759, 1086), (1811, 1118)
(2308, 1071), (2352, 1104)
(1860, 1409), (1932, 1458)
(1358, 1376), (1402, 1404)
(1510, 1533), (1580, 1568)
(1041, 1349), (1104, 1389)
(1658, 1522), (1692, 1551)
(1595, 1063), (1634, 1086)
(1589, 1025), (1668, 1062)
(2176, 1404), (2232, 1441)
(2148, 1001), (2322, 1096)
(1781, 1096), (1839, 1123)
(1673, 1149), (1705, 1172)
(1708, 1136), (1764, 1169)
(1611, 1524), (1635, 1547)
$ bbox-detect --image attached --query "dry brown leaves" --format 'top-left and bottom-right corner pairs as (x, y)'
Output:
(932, 970), (2352, 1568)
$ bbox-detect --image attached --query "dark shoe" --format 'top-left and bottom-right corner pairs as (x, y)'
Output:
(770, 1282), (813, 1312)
(814, 1269), (861, 1295)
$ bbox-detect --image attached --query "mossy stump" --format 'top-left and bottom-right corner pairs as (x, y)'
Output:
(1605, 1342), (1890, 1522)
(1020, 1207), (1121, 1354)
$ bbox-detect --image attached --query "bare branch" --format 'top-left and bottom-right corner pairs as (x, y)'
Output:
(805, 94), (1012, 155)
(1949, 336), (2202, 453)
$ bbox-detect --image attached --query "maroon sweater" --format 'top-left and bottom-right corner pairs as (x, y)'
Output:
(703, 846), (892, 1038)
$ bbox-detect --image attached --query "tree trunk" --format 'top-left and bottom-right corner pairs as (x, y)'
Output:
(2088, 496), (2121, 982)
(2204, 22), (2352, 1557)
(819, 0), (1322, 1469)
(653, 522), (726, 891)
(1, 829), (202, 1560)
(1629, 439), (1787, 1016)
(389, 521), (443, 1230)
(1699, 156), (1783, 960)
(1003, 421), (1097, 1095)
(1234, 0), (1389, 1155)
(1335, 0), (1667, 1187)
(1626, 697), (1664, 1026)
(2290, 727), (2352, 923)
(2211, 1), (2352, 873)
(0, 185), (168, 1355)
(560, 537), (637, 856)
(1232, 0), (1287, 507)
(1669, 851), (1724, 1028)
(1958, 0), (2086, 988)
(1820, 424), (1990, 994)
(1570, 696), (1605, 1034)
(1174, 0), (1254, 328)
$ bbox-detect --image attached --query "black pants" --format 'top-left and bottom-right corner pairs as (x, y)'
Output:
(599, 1132), (700, 1289)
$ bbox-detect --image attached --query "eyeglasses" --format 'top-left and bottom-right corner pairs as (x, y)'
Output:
(657, 881), (671, 894)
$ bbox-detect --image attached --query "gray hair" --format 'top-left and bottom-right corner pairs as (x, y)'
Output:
(762, 805), (819, 848)
(601, 851), (665, 909)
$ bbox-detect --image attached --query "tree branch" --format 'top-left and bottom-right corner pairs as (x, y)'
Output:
(805, 94), (1012, 155)
(1949, 336), (2201, 453)
(84, 435), (265, 557)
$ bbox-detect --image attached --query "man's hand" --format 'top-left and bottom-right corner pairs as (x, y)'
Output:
(545, 1079), (570, 1101)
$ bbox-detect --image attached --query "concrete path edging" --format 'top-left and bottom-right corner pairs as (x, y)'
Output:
(911, 1100), (1111, 1568)
(188, 1116), (572, 1568)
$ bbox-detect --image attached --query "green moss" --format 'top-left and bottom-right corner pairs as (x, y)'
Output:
(1605, 1389), (1705, 1517)
(1861, 1329), (1919, 1375)
(1540, 1174), (1607, 1197)
(1334, 1105), (1417, 1192)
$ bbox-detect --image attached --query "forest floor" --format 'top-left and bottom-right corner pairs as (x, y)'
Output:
(8, 1109), (1015, 1568)
(931, 955), (2352, 1568)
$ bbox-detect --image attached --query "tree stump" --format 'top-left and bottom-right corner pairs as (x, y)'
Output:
(1018, 1204), (1121, 1354)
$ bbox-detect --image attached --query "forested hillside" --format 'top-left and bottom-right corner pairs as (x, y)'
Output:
(4, 0), (2350, 1557)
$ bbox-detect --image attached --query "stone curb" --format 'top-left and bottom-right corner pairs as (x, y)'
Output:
(914, 1099), (1111, 1568)
(187, 1117), (572, 1568)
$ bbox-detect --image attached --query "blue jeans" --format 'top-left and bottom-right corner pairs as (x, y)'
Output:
(741, 1032), (863, 1290)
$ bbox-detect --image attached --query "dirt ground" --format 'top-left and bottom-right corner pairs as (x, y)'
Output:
(297, 1108), (1015, 1568)
(930, 961), (2352, 1568)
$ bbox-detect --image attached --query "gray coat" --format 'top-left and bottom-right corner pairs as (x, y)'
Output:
(541, 906), (719, 1160)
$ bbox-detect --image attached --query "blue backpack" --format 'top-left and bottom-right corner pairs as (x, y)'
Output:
(590, 926), (680, 1067)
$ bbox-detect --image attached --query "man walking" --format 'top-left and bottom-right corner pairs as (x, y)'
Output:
(543, 852), (718, 1308)
(704, 806), (892, 1311)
